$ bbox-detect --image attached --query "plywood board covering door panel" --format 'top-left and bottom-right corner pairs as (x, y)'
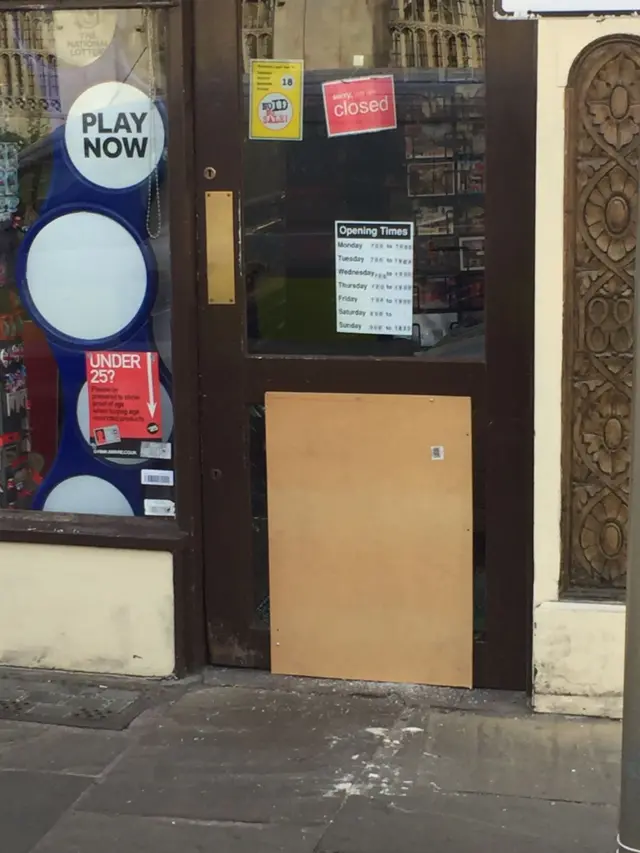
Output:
(266, 392), (473, 687)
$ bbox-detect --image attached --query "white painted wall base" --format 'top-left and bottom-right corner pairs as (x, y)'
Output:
(533, 600), (625, 719)
(533, 693), (622, 719)
(0, 542), (175, 677)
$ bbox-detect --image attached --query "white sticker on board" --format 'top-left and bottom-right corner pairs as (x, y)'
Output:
(141, 469), (175, 487)
(65, 82), (165, 190)
(140, 441), (172, 460)
(431, 446), (445, 461)
(144, 498), (176, 517)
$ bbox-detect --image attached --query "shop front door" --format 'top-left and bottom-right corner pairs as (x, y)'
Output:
(193, 0), (535, 689)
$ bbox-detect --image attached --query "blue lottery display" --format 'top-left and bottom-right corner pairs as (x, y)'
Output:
(15, 91), (172, 516)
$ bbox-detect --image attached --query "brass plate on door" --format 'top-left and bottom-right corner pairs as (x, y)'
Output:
(205, 191), (236, 305)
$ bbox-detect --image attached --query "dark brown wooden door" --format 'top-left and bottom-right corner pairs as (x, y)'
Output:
(192, 0), (536, 689)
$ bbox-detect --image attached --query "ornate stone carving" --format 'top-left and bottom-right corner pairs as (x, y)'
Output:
(563, 39), (640, 593)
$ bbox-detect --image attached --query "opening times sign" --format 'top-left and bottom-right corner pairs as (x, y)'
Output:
(86, 351), (161, 459)
(335, 221), (414, 337)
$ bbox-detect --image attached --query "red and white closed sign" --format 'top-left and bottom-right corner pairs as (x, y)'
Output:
(322, 75), (397, 139)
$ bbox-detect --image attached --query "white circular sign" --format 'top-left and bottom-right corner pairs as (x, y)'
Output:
(53, 10), (118, 67)
(258, 93), (293, 131)
(65, 82), (165, 190)
(43, 475), (134, 516)
(26, 211), (148, 342)
(76, 381), (174, 465)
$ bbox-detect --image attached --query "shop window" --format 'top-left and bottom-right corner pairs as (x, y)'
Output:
(242, 0), (486, 358)
(13, 55), (23, 96)
(246, 34), (258, 61)
(474, 34), (484, 65)
(447, 33), (458, 67)
(416, 29), (428, 67)
(404, 29), (416, 67)
(404, 0), (426, 22)
(471, 0), (484, 27)
(431, 30), (442, 66)
(20, 13), (46, 51)
(0, 8), (174, 517)
(259, 33), (273, 59)
(391, 29), (402, 66)
(459, 33), (470, 68)
(45, 56), (59, 101)
(0, 54), (10, 96)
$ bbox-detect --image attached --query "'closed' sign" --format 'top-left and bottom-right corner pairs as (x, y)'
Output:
(65, 81), (165, 190)
(322, 75), (397, 139)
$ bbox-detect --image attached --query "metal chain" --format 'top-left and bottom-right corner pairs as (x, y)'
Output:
(145, 8), (161, 240)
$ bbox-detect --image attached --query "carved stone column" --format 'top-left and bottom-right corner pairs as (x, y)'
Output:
(563, 38), (640, 594)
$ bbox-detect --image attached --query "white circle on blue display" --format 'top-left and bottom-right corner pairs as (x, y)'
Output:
(53, 11), (118, 68)
(43, 475), (134, 516)
(25, 211), (148, 342)
(65, 81), (165, 190)
(76, 381), (174, 465)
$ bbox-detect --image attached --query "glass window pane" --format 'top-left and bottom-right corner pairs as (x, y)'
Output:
(243, 0), (486, 359)
(0, 8), (174, 517)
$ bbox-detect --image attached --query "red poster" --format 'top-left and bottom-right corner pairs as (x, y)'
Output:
(322, 75), (397, 139)
(86, 351), (161, 459)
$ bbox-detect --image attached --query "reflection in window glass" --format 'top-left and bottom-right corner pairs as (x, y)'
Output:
(243, 0), (486, 359)
(0, 9), (173, 517)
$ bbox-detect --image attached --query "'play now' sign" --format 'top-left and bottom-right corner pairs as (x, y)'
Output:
(65, 81), (165, 190)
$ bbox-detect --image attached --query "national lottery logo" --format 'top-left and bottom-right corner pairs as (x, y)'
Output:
(258, 93), (293, 130)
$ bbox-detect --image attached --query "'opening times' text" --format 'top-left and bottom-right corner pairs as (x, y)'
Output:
(334, 220), (414, 337)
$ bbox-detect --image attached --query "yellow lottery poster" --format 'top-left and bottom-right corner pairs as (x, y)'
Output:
(249, 59), (304, 142)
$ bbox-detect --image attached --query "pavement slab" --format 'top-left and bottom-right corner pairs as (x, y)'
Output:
(32, 812), (325, 853)
(0, 720), (129, 775)
(384, 707), (621, 805)
(315, 792), (618, 853)
(77, 687), (407, 825)
(0, 770), (91, 853)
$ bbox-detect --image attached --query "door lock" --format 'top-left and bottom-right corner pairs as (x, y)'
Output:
(211, 468), (222, 480)
(203, 166), (217, 180)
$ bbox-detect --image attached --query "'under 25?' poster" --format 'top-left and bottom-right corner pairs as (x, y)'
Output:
(249, 59), (304, 141)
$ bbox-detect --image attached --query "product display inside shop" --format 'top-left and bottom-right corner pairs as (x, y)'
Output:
(0, 8), (174, 517)
(243, 0), (486, 359)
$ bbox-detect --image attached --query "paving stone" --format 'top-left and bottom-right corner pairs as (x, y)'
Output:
(387, 708), (622, 805)
(315, 792), (618, 853)
(32, 811), (324, 853)
(77, 748), (358, 825)
(0, 677), (145, 729)
(0, 721), (128, 775)
(77, 688), (406, 824)
(0, 769), (90, 853)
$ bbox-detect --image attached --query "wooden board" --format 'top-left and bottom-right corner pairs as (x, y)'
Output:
(266, 392), (473, 687)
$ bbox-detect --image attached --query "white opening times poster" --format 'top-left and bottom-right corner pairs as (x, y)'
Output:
(497, 0), (640, 13)
(335, 220), (414, 337)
